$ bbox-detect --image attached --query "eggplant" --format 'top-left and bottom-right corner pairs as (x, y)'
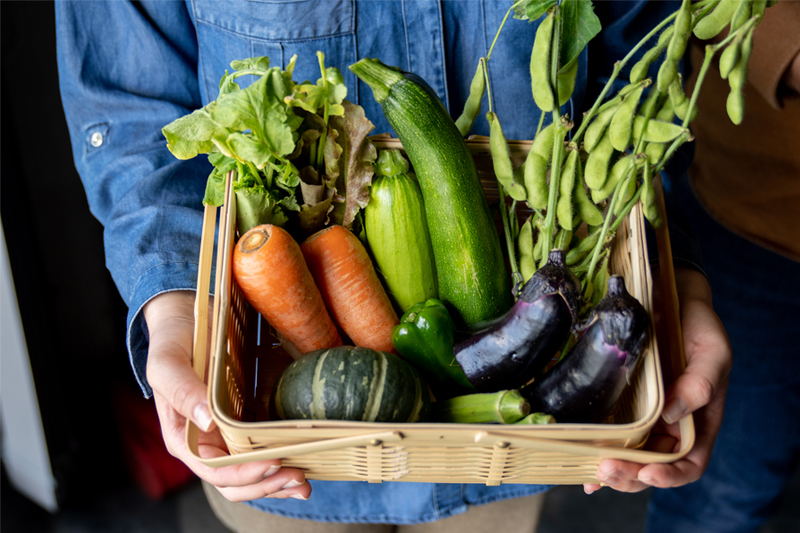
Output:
(454, 250), (581, 392)
(521, 275), (649, 423)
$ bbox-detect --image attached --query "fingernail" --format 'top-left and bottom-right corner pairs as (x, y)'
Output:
(281, 479), (303, 490)
(662, 397), (688, 424)
(263, 465), (281, 479)
(584, 486), (596, 495)
(597, 469), (620, 486)
(639, 474), (654, 485)
(291, 494), (308, 500)
(193, 402), (214, 432)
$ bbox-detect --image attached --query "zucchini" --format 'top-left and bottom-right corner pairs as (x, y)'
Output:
(273, 346), (430, 422)
(350, 59), (512, 326)
(365, 149), (437, 313)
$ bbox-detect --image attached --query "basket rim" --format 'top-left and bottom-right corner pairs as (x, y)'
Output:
(191, 137), (695, 471)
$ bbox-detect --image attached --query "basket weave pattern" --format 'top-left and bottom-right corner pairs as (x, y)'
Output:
(190, 138), (693, 485)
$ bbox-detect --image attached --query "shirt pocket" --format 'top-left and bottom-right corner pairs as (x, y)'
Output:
(192, 0), (356, 102)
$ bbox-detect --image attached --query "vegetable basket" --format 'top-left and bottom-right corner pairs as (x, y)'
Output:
(186, 136), (695, 485)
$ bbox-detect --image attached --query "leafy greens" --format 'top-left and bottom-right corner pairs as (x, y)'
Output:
(162, 53), (376, 236)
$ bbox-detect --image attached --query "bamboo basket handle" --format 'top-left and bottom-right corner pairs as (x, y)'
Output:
(185, 425), (405, 467)
(652, 175), (690, 390)
(192, 203), (218, 382)
(473, 417), (693, 463)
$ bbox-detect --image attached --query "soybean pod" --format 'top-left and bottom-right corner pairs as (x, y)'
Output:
(719, 33), (743, 80)
(585, 134), (616, 190)
(584, 102), (621, 153)
(729, 0), (753, 33)
(694, 0), (738, 40)
(530, 10), (556, 112)
(592, 155), (633, 204)
(751, 0), (767, 19)
(641, 161), (663, 227)
(574, 155), (604, 226)
(518, 217), (536, 282)
(557, 145), (579, 231)
(488, 112), (527, 201)
(613, 166), (638, 217)
(629, 27), (675, 84)
(609, 84), (646, 152)
(669, 75), (698, 123)
(644, 97), (675, 164)
(657, 0), (692, 93)
(532, 122), (555, 160)
(532, 222), (543, 264)
(524, 151), (549, 210)
(554, 228), (573, 251)
(566, 228), (602, 266)
(455, 59), (486, 136)
(727, 27), (754, 125)
(632, 116), (685, 144)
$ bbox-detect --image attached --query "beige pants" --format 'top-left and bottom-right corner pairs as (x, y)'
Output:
(203, 482), (545, 533)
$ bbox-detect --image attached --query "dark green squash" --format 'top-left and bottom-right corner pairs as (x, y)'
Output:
(273, 346), (430, 422)
(349, 58), (512, 326)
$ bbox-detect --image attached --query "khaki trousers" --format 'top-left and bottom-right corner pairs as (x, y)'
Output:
(203, 481), (545, 533)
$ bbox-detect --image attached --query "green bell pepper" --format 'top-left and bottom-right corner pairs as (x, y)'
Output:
(391, 299), (474, 398)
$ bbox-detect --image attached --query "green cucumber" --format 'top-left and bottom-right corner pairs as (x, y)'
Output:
(274, 346), (430, 422)
(350, 58), (512, 326)
(365, 149), (437, 313)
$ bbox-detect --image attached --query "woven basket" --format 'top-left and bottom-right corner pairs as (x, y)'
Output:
(185, 137), (695, 485)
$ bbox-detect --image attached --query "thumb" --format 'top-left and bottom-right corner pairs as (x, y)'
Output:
(144, 291), (216, 432)
(663, 293), (731, 425)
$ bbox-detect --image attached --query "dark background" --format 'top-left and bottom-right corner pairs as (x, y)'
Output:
(2, 0), (141, 512)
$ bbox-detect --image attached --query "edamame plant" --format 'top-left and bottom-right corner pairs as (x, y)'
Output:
(452, 0), (772, 305)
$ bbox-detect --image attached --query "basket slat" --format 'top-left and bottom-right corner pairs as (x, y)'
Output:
(186, 138), (694, 485)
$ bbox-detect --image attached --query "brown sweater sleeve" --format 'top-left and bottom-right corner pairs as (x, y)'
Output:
(748, 0), (800, 109)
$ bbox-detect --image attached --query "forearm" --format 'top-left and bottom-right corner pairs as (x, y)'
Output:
(57, 0), (208, 395)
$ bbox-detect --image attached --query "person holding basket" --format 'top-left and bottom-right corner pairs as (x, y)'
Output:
(56, 1), (733, 531)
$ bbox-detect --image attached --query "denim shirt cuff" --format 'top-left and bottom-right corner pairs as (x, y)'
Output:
(126, 261), (208, 397)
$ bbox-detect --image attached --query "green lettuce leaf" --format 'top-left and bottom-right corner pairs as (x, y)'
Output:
(234, 186), (290, 234)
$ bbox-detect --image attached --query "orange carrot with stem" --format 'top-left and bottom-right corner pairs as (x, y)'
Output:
(301, 225), (399, 353)
(233, 224), (342, 355)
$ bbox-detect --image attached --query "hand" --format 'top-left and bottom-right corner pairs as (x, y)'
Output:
(583, 268), (732, 494)
(143, 291), (312, 502)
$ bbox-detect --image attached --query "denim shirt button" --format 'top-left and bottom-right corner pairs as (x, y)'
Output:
(90, 131), (104, 147)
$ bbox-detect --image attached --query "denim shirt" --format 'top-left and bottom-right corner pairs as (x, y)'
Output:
(56, 0), (698, 524)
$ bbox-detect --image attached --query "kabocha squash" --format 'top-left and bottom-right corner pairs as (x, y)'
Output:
(273, 346), (430, 422)
(350, 58), (512, 326)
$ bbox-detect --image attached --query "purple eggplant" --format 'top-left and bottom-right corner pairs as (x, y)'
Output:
(454, 250), (581, 393)
(521, 275), (649, 423)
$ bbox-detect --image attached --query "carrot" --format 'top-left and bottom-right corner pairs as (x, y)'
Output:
(232, 224), (342, 355)
(301, 225), (399, 353)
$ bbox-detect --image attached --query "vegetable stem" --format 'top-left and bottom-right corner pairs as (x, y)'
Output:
(481, 58), (494, 114)
(246, 161), (265, 188)
(498, 184), (520, 290)
(315, 52), (330, 171)
(539, 7), (563, 267)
